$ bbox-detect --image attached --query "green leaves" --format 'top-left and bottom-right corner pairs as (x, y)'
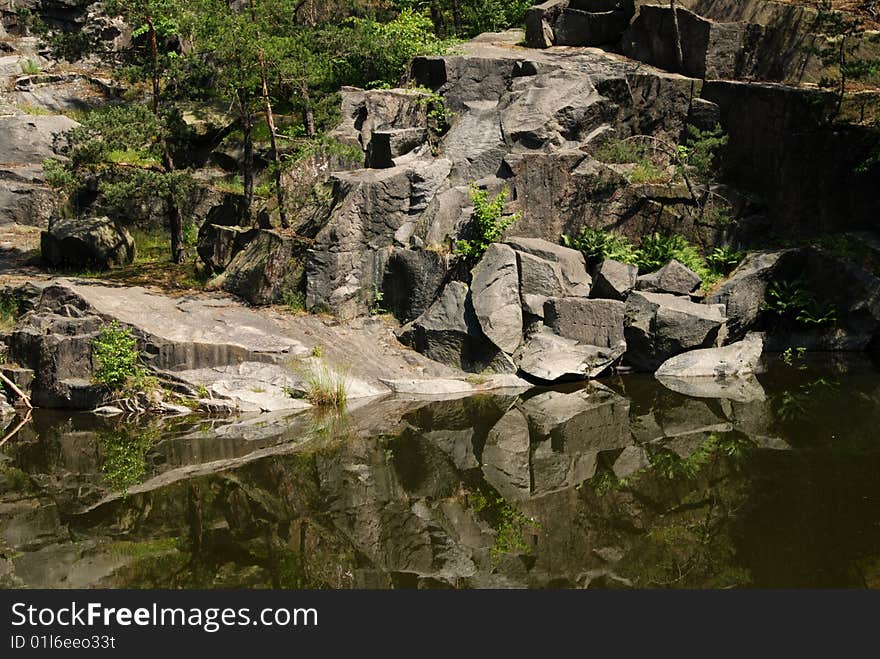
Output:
(562, 227), (636, 266)
(762, 279), (837, 327)
(92, 321), (145, 391)
(455, 185), (520, 260)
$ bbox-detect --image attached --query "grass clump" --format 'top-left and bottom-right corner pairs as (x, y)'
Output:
(300, 360), (348, 410)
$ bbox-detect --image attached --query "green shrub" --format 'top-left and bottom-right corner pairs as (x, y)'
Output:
(0, 295), (21, 333)
(677, 124), (728, 184)
(762, 279), (837, 327)
(283, 289), (306, 313)
(629, 161), (669, 184)
(705, 246), (745, 276)
(562, 227), (636, 266)
(594, 137), (645, 164)
(92, 321), (145, 390)
(455, 185), (520, 260)
(635, 233), (706, 275)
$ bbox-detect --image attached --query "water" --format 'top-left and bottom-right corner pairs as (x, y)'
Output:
(1, 356), (879, 589)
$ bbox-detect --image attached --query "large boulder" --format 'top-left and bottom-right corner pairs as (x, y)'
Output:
(544, 297), (626, 349)
(222, 230), (306, 306)
(41, 216), (135, 270)
(470, 243), (523, 354)
(526, 0), (635, 48)
(481, 408), (532, 501)
(591, 259), (638, 301)
(515, 328), (624, 381)
(381, 247), (449, 323)
(397, 282), (515, 374)
(705, 250), (793, 341)
(196, 223), (258, 274)
(624, 291), (727, 371)
(507, 237), (591, 317)
(637, 259), (702, 296)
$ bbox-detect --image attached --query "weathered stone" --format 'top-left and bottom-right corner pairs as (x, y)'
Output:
(196, 223), (258, 274)
(624, 291), (727, 372)
(482, 408), (531, 501)
(507, 237), (591, 315)
(222, 231), (306, 306)
(706, 250), (790, 341)
(612, 445), (649, 479)
(41, 216), (135, 270)
(591, 259), (638, 300)
(544, 297), (626, 349)
(515, 328), (624, 381)
(637, 259), (702, 296)
(470, 244), (523, 354)
(381, 248), (449, 323)
(397, 282), (515, 374)
(554, 8), (632, 46)
(366, 128), (429, 168)
(655, 333), (764, 379)
(0, 114), (78, 165)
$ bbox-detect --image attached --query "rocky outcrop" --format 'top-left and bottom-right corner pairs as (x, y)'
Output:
(526, 0), (635, 48)
(221, 231), (307, 306)
(196, 223), (258, 274)
(381, 247), (450, 323)
(41, 216), (135, 270)
(624, 291), (726, 371)
(544, 297), (626, 349)
(507, 236), (592, 317)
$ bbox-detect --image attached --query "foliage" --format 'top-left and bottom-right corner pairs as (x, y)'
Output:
(410, 85), (454, 133)
(677, 124), (729, 184)
(781, 346), (808, 368)
(762, 279), (837, 327)
(468, 487), (537, 565)
(455, 185), (520, 260)
(629, 160), (669, 184)
(0, 295), (21, 333)
(283, 290), (306, 313)
(705, 246), (745, 275)
(562, 227), (636, 266)
(634, 233), (709, 280)
(594, 137), (646, 164)
(91, 321), (145, 391)
(99, 423), (159, 496)
(19, 58), (42, 75)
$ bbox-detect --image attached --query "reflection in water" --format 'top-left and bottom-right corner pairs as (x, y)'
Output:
(1, 358), (880, 589)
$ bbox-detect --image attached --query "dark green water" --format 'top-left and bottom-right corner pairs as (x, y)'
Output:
(2, 355), (879, 589)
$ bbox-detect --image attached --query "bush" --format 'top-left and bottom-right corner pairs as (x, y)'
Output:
(92, 321), (145, 390)
(594, 137), (645, 164)
(455, 185), (520, 260)
(677, 124), (728, 184)
(562, 227), (636, 266)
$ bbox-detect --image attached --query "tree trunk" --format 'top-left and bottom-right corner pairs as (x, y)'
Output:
(238, 88), (255, 226)
(303, 87), (316, 139)
(259, 50), (288, 229)
(670, 0), (684, 73)
(148, 14), (185, 264)
(452, 0), (462, 34)
(430, 1), (445, 37)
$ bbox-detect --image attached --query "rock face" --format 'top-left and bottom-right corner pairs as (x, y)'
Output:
(41, 216), (135, 270)
(196, 223), (258, 274)
(507, 236), (592, 309)
(591, 259), (637, 300)
(637, 259), (702, 296)
(381, 247), (450, 323)
(470, 243), (523, 354)
(222, 231), (306, 306)
(544, 297), (626, 349)
(526, 0), (635, 48)
(397, 282), (514, 373)
(624, 291), (727, 371)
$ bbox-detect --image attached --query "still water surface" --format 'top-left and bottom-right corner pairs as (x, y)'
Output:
(1, 355), (879, 588)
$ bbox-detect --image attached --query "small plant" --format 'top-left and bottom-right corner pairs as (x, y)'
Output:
(91, 321), (145, 391)
(629, 160), (669, 184)
(311, 344), (323, 358)
(0, 295), (21, 333)
(635, 233), (705, 275)
(19, 59), (42, 75)
(301, 360), (347, 409)
(369, 286), (385, 315)
(469, 488), (538, 566)
(705, 246), (745, 276)
(677, 124), (729, 184)
(594, 137), (645, 164)
(411, 85), (455, 134)
(455, 185), (520, 261)
(781, 346), (808, 369)
(562, 227), (636, 266)
(762, 279), (837, 327)
(283, 289), (306, 313)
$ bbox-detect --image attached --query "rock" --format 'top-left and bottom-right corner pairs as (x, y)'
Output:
(705, 250), (791, 341)
(0, 114), (78, 165)
(507, 237), (591, 317)
(515, 328), (624, 381)
(41, 216), (135, 270)
(554, 8), (632, 46)
(196, 223), (258, 274)
(636, 260), (702, 296)
(470, 244), (523, 354)
(591, 259), (638, 301)
(397, 282), (515, 374)
(366, 128), (429, 168)
(544, 297), (626, 349)
(622, 5), (762, 80)
(525, 0), (567, 48)
(624, 291), (727, 372)
(657, 374), (766, 403)
(688, 98), (722, 132)
(381, 248), (449, 323)
(611, 445), (649, 479)
(655, 333), (764, 379)
(482, 408), (532, 501)
(222, 231), (306, 306)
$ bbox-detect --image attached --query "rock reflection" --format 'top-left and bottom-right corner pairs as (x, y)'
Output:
(2, 365), (880, 589)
